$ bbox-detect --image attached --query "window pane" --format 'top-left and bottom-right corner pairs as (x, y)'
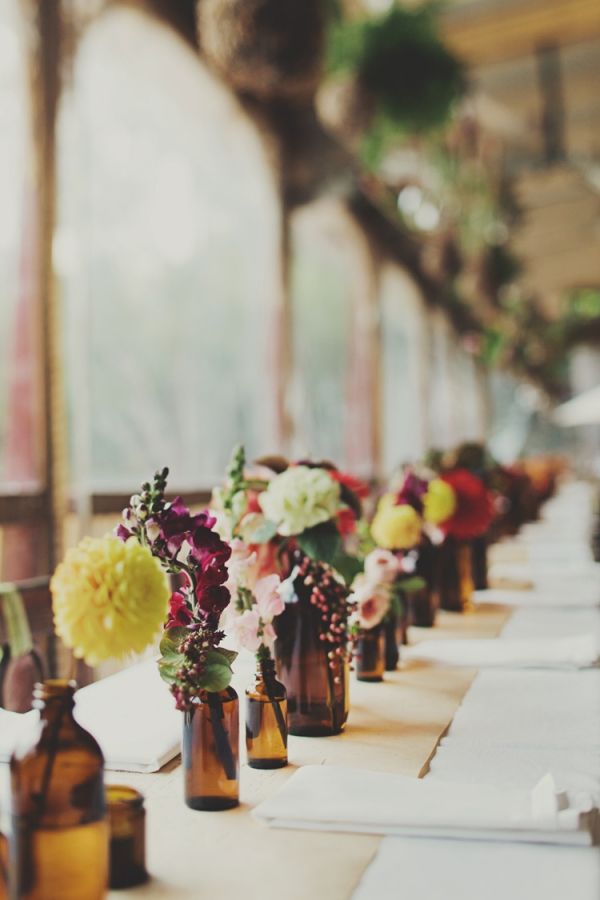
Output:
(0, 1), (41, 491)
(289, 199), (376, 475)
(380, 264), (429, 473)
(58, 9), (282, 493)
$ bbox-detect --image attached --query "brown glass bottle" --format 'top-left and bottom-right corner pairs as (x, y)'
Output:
(9, 680), (108, 900)
(383, 612), (400, 671)
(438, 537), (474, 612)
(245, 655), (288, 769)
(182, 687), (239, 811)
(413, 537), (440, 627)
(471, 535), (489, 590)
(275, 596), (348, 737)
(354, 625), (385, 682)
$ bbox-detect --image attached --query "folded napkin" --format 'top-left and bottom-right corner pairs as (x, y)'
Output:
(474, 589), (600, 609)
(404, 635), (599, 670)
(74, 660), (181, 772)
(253, 766), (598, 845)
(353, 836), (600, 900)
(0, 661), (182, 773)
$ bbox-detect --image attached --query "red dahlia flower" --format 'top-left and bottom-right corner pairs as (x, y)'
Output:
(440, 468), (494, 540)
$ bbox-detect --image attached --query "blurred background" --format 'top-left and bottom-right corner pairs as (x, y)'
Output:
(1, 0), (599, 584)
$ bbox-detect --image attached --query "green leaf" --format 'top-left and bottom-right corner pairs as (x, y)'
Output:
(247, 518), (278, 544)
(159, 626), (188, 660)
(216, 647), (238, 666)
(158, 655), (185, 684)
(297, 521), (342, 565)
(201, 649), (234, 692)
(331, 551), (364, 587)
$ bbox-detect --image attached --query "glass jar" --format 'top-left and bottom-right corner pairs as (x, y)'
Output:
(275, 594), (349, 737)
(354, 625), (385, 682)
(106, 785), (147, 889)
(245, 655), (288, 769)
(9, 680), (108, 900)
(182, 687), (239, 811)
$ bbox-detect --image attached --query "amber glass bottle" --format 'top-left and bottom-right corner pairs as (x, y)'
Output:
(246, 654), (288, 769)
(471, 535), (489, 590)
(354, 625), (385, 682)
(9, 680), (108, 900)
(383, 613), (400, 671)
(413, 537), (439, 627)
(439, 537), (474, 612)
(275, 597), (348, 736)
(182, 687), (239, 811)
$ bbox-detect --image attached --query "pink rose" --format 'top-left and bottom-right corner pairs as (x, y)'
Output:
(350, 574), (390, 630)
(255, 574), (284, 623)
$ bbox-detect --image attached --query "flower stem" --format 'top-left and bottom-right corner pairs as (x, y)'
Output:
(206, 693), (237, 781)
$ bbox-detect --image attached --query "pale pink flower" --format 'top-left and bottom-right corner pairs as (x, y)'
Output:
(261, 622), (277, 649)
(226, 539), (257, 592)
(228, 607), (261, 653)
(364, 548), (400, 584)
(255, 575), (284, 623)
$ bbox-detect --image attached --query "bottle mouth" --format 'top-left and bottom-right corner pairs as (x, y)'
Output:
(33, 679), (77, 706)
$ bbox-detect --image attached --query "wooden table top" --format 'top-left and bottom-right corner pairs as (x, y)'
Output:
(107, 605), (509, 899)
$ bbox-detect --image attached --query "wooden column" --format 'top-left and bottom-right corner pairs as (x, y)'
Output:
(21, 0), (68, 572)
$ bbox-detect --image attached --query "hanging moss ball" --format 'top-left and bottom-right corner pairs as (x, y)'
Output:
(198, 0), (325, 101)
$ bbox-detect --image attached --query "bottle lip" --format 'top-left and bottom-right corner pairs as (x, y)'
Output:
(33, 679), (77, 706)
(106, 785), (145, 810)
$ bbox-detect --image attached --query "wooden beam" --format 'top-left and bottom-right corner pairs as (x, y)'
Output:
(442, 0), (600, 67)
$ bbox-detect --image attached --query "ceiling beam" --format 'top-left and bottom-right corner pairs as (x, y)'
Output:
(442, 0), (600, 67)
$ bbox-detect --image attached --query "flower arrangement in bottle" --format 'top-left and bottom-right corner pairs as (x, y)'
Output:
(220, 540), (288, 768)
(212, 447), (366, 735)
(119, 469), (240, 810)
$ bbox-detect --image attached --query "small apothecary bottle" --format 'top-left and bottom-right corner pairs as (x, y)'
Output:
(182, 687), (239, 811)
(246, 652), (288, 769)
(354, 625), (385, 682)
(106, 785), (147, 889)
(9, 680), (108, 900)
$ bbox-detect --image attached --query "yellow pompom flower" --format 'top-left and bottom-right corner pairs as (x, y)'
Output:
(51, 536), (170, 666)
(371, 504), (422, 550)
(423, 478), (457, 525)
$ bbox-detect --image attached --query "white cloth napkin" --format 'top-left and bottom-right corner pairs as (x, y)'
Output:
(353, 836), (600, 900)
(253, 765), (598, 845)
(0, 661), (182, 773)
(474, 588), (600, 609)
(404, 635), (599, 669)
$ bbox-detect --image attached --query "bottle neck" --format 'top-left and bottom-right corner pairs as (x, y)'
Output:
(256, 651), (276, 684)
(34, 680), (77, 724)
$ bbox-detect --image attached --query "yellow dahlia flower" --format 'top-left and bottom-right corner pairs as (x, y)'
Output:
(423, 478), (457, 525)
(371, 504), (422, 550)
(51, 536), (169, 666)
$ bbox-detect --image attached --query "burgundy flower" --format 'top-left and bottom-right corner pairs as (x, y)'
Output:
(166, 591), (193, 628)
(160, 503), (217, 556)
(196, 584), (231, 624)
(396, 472), (428, 514)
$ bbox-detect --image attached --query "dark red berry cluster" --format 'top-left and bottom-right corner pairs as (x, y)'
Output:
(295, 554), (351, 681)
